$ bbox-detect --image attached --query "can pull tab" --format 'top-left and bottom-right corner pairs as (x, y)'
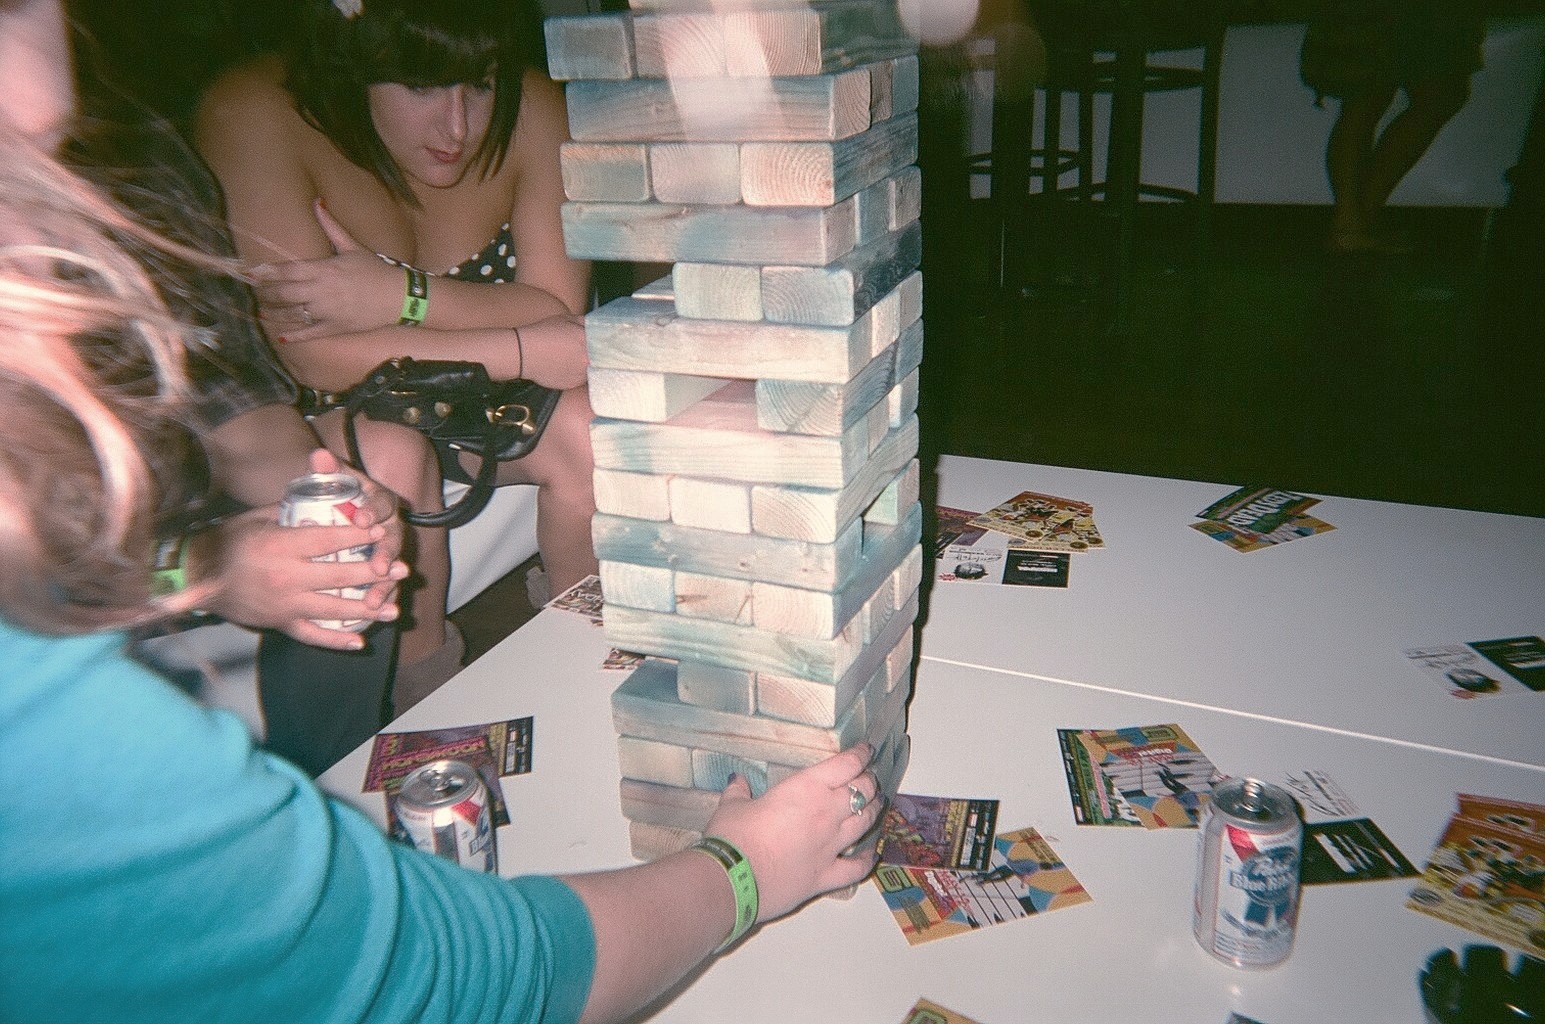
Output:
(1235, 779), (1276, 821)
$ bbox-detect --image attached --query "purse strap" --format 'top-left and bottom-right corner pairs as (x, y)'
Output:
(340, 383), (501, 530)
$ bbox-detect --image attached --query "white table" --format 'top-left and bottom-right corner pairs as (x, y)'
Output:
(924, 456), (1545, 769)
(320, 599), (1545, 1023)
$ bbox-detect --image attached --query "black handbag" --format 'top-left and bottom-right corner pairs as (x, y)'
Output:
(339, 357), (560, 529)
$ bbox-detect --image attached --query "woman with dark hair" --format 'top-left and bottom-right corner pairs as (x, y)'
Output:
(196, 0), (596, 708)
(1, 8), (881, 1018)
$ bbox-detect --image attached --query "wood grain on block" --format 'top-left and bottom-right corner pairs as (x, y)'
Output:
(888, 365), (920, 428)
(741, 113), (916, 208)
(897, 267), (922, 324)
(676, 661), (755, 714)
(545, 15), (635, 81)
(591, 395), (873, 488)
(565, 73), (870, 143)
(594, 467), (671, 521)
(761, 219), (922, 327)
(749, 503), (921, 639)
(560, 142), (650, 202)
(649, 142), (740, 205)
(616, 734), (695, 788)
(864, 458), (919, 526)
(673, 570), (753, 624)
(589, 366), (730, 423)
(754, 583), (914, 728)
(870, 57), (894, 122)
(563, 199), (857, 265)
(672, 263), (762, 321)
(600, 560), (676, 613)
(890, 54), (920, 116)
(628, 820), (700, 862)
(604, 584), (916, 685)
(750, 414), (918, 542)
(593, 511), (863, 590)
(886, 624), (914, 692)
(754, 340), (893, 436)
(668, 476), (752, 533)
(611, 654), (910, 765)
(887, 164), (923, 231)
(692, 749), (769, 795)
(588, 295), (872, 382)
(632, 12), (725, 77)
(619, 777), (720, 831)
(864, 397), (890, 453)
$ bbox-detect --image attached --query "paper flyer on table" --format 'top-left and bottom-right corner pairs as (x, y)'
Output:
(1058, 724), (1223, 828)
(1407, 807), (1545, 954)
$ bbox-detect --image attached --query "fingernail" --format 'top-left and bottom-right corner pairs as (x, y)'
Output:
(277, 336), (288, 344)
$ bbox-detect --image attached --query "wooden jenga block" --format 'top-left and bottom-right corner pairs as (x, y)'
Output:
(889, 54), (920, 117)
(590, 388), (874, 488)
(632, 275), (675, 301)
(755, 601), (912, 727)
(594, 467), (672, 521)
(563, 199), (858, 265)
(594, 510), (862, 591)
(761, 220), (922, 327)
(546, 15), (636, 81)
(692, 749), (768, 794)
(617, 734), (695, 787)
(633, 3), (913, 79)
(741, 113), (916, 207)
(589, 366), (730, 423)
(668, 476), (752, 533)
(612, 648), (910, 767)
(754, 341), (893, 437)
(600, 560), (676, 613)
(565, 72), (870, 143)
(870, 58), (896, 123)
(672, 263), (763, 321)
(632, 12), (726, 77)
(888, 365), (920, 428)
(897, 267), (923, 324)
(619, 776), (721, 831)
(629, 820), (701, 861)
(560, 142), (650, 201)
(751, 416), (918, 542)
(673, 570), (754, 624)
(649, 143), (741, 204)
(886, 624), (915, 691)
(749, 503), (920, 638)
(677, 662), (756, 714)
(864, 459), (919, 526)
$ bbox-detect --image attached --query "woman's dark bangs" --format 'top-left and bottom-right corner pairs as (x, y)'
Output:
(362, 15), (503, 88)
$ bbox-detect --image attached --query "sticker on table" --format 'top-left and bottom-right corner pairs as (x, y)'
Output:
(1458, 794), (1545, 838)
(1300, 818), (1419, 884)
(547, 574), (605, 624)
(879, 794), (1000, 872)
(875, 827), (1091, 946)
(967, 491), (1104, 552)
(1406, 804), (1545, 955)
(1468, 636), (1545, 692)
(1058, 724), (1223, 828)
(365, 716), (533, 790)
(1188, 512), (1334, 553)
(937, 539), (1071, 589)
(900, 998), (987, 1024)
(935, 506), (989, 556)
(1406, 642), (1538, 699)
(1196, 485), (1320, 535)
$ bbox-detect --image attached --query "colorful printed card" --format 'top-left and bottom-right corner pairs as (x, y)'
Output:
(935, 506), (989, 557)
(1459, 794), (1545, 838)
(1406, 641), (1541, 699)
(938, 538), (1071, 588)
(1468, 636), (1545, 692)
(900, 999), (986, 1024)
(365, 716), (533, 789)
(1189, 513), (1335, 553)
(875, 827), (1092, 946)
(1407, 804), (1545, 955)
(967, 491), (1104, 552)
(1197, 486), (1320, 534)
(1300, 818), (1419, 885)
(1058, 724), (1222, 829)
(547, 574), (605, 623)
(879, 794), (1000, 872)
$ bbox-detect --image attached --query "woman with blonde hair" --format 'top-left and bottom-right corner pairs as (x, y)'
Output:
(0, 5), (881, 1019)
(197, 0), (598, 706)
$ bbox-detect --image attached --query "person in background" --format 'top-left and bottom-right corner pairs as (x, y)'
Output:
(1300, 1), (1486, 254)
(0, 3), (884, 1021)
(196, 0), (598, 712)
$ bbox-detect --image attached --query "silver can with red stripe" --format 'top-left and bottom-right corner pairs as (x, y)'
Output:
(279, 472), (372, 632)
(1193, 777), (1303, 968)
(394, 759), (498, 873)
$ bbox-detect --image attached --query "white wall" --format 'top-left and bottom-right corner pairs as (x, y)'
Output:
(970, 16), (1545, 207)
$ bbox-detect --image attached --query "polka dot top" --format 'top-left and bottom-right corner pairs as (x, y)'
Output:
(444, 222), (517, 284)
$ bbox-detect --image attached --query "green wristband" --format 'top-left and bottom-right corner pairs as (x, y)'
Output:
(150, 535), (190, 598)
(399, 265), (428, 325)
(690, 836), (758, 953)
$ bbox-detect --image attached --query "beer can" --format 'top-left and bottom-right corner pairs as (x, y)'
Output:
(393, 759), (498, 873)
(1192, 777), (1303, 969)
(278, 472), (372, 632)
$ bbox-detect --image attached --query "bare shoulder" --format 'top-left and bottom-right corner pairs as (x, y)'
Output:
(195, 56), (301, 153)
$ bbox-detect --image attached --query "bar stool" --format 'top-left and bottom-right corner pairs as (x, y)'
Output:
(981, 0), (1225, 332)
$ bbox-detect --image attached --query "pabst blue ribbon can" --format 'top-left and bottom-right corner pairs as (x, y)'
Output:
(1193, 778), (1303, 968)
(278, 472), (372, 631)
(393, 760), (498, 873)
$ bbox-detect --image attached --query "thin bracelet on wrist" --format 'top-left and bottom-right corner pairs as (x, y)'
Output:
(688, 836), (758, 953)
(513, 326), (525, 379)
(399, 265), (428, 326)
(149, 534), (191, 598)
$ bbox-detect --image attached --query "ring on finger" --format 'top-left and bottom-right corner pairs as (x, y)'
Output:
(847, 784), (868, 815)
(302, 304), (314, 325)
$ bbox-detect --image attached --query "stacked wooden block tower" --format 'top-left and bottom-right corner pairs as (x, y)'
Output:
(548, 0), (924, 861)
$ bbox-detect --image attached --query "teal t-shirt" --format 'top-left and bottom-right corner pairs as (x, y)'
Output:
(0, 618), (595, 1023)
